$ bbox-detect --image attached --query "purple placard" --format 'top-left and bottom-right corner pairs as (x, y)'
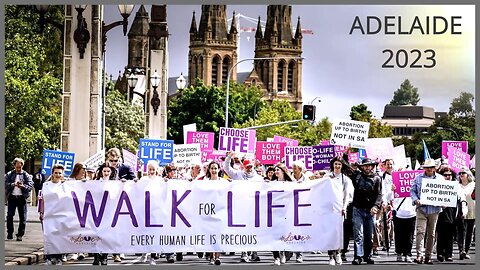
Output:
(312, 145), (335, 170)
(256, 142), (286, 164)
(273, 135), (299, 146)
(186, 131), (215, 151)
(442, 141), (468, 159)
(122, 149), (138, 171)
(392, 170), (424, 198)
(448, 146), (470, 173)
(284, 146), (313, 170)
(218, 127), (256, 153)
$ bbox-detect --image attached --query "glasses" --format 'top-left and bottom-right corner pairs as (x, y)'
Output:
(110, 159), (119, 163)
(443, 174), (452, 177)
(459, 172), (467, 175)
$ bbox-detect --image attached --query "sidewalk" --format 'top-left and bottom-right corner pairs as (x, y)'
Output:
(4, 205), (44, 265)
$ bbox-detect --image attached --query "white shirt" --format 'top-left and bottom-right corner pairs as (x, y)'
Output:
(12, 174), (23, 196)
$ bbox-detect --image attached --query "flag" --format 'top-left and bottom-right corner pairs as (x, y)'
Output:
(422, 140), (431, 161)
(471, 154), (476, 168)
(414, 159), (421, 170)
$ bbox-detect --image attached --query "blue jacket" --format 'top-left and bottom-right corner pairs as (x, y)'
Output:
(4, 170), (34, 199)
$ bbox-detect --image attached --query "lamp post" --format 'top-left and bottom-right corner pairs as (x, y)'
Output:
(150, 70), (161, 115)
(127, 72), (138, 101)
(310, 96), (321, 104)
(176, 73), (187, 91)
(437, 126), (460, 140)
(225, 57), (304, 128)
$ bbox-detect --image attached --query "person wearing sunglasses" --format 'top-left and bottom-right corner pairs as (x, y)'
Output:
(104, 147), (136, 181)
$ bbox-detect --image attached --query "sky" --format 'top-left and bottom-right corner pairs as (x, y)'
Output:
(104, 4), (475, 121)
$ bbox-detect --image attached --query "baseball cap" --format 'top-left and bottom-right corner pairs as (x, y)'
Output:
(243, 159), (253, 167)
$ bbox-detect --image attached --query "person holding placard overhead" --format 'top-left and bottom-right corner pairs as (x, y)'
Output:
(410, 159), (445, 265)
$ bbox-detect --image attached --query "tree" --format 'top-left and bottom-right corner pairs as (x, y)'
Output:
(349, 103), (393, 138)
(389, 79), (420, 105)
(350, 103), (371, 122)
(167, 81), (263, 143)
(449, 91), (475, 118)
(4, 5), (64, 172)
(105, 85), (145, 154)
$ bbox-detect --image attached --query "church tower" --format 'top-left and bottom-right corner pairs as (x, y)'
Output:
(188, 5), (238, 87)
(252, 5), (303, 110)
(127, 5), (150, 71)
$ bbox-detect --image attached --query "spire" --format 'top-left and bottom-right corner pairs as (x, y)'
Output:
(272, 15), (278, 36)
(189, 11), (197, 34)
(229, 11), (237, 35)
(295, 16), (302, 39)
(255, 16), (263, 39)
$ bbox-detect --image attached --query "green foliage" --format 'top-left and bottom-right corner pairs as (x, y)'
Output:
(449, 91), (475, 118)
(167, 82), (263, 143)
(350, 103), (393, 138)
(389, 79), (420, 106)
(4, 5), (63, 169)
(105, 86), (145, 154)
(349, 103), (371, 122)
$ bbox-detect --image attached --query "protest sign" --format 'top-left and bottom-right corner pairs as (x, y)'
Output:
(330, 119), (370, 148)
(442, 140), (468, 159)
(365, 137), (395, 161)
(312, 145), (335, 170)
(284, 146), (313, 170)
(348, 152), (359, 164)
(392, 170), (423, 198)
(183, 123), (197, 144)
(186, 131), (215, 151)
(204, 150), (227, 162)
(420, 178), (458, 207)
(273, 135), (299, 146)
(139, 139), (174, 165)
(393, 145), (407, 170)
(42, 150), (75, 176)
(122, 149), (138, 172)
(218, 128), (256, 153)
(83, 149), (105, 168)
(173, 144), (202, 166)
(448, 146), (470, 173)
(42, 180), (343, 254)
(256, 142), (286, 164)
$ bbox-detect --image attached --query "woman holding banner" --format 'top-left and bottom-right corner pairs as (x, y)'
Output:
(456, 166), (475, 260)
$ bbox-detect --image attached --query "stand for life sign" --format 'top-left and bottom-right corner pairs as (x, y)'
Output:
(41, 150), (75, 176)
(139, 139), (174, 166)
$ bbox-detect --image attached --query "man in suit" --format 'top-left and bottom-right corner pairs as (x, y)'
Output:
(105, 147), (135, 180)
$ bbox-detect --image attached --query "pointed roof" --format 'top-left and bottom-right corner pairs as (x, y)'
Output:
(189, 11), (197, 34)
(229, 11), (237, 34)
(128, 5), (149, 37)
(295, 16), (302, 39)
(255, 16), (263, 39)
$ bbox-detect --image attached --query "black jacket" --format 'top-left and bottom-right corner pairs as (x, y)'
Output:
(350, 170), (383, 210)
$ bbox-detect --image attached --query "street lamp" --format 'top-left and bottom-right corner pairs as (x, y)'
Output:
(176, 73), (187, 91)
(225, 57), (304, 128)
(73, 5), (90, 59)
(127, 73), (138, 101)
(150, 70), (161, 115)
(310, 96), (321, 104)
(102, 5), (135, 53)
(437, 126), (459, 140)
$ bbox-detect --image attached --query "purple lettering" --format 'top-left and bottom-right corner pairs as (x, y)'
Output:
(267, 190), (285, 227)
(294, 189), (312, 226)
(71, 191), (109, 227)
(255, 191), (260, 227)
(171, 190), (191, 227)
(227, 191), (246, 227)
(111, 191), (138, 227)
(145, 191), (163, 227)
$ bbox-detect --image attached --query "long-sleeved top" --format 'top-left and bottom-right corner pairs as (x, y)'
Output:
(223, 156), (263, 181)
(392, 197), (416, 219)
(329, 172), (354, 212)
(350, 170), (383, 210)
(410, 172), (444, 214)
(459, 181), (475, 219)
(381, 172), (394, 203)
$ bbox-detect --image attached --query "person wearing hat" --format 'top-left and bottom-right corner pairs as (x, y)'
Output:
(85, 166), (96, 180)
(223, 152), (263, 181)
(347, 158), (383, 265)
(410, 158), (445, 264)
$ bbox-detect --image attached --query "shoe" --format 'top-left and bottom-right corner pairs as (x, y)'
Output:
(7, 234), (13, 240)
(296, 255), (303, 263)
(279, 252), (286, 264)
(286, 251), (293, 261)
(140, 254), (147, 262)
(251, 252), (261, 261)
(240, 252), (250, 263)
(382, 247), (387, 251)
(459, 251), (466, 260)
(176, 252), (183, 261)
(363, 257), (374, 264)
(215, 259), (221, 265)
(437, 255), (444, 262)
(167, 255), (175, 263)
(100, 258), (108, 265)
(77, 253), (85, 260)
(464, 253), (471, 259)
(352, 257), (362, 265)
(120, 253), (125, 259)
(92, 259), (99, 265)
(113, 255), (121, 262)
(149, 258), (156, 265)
(397, 254), (403, 262)
(424, 258), (433, 264)
(329, 258), (336, 265)
(229, 252), (235, 256)
(56, 259), (63, 266)
(335, 254), (342, 265)
(414, 256), (424, 264)
(371, 250), (379, 258)
(405, 256), (413, 263)
(62, 254), (67, 262)
(197, 252), (204, 259)
(445, 257), (453, 262)
(341, 253), (347, 262)
(274, 258), (281, 265)
(71, 253), (78, 260)
(45, 259), (53, 265)
(16, 236), (22, 241)
(209, 258), (215, 265)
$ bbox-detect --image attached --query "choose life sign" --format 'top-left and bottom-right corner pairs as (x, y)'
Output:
(139, 139), (174, 166)
(42, 150), (75, 176)
(218, 127), (256, 154)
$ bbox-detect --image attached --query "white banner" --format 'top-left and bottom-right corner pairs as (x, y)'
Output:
(42, 180), (343, 254)
(420, 178), (458, 207)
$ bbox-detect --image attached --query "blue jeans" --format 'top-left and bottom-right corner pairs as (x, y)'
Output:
(352, 207), (374, 259)
(6, 195), (28, 236)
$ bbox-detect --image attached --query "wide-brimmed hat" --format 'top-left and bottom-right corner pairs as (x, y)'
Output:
(357, 158), (378, 166)
(422, 159), (436, 168)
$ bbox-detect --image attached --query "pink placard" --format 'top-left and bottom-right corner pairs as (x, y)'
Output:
(256, 142), (286, 164)
(392, 170), (424, 198)
(448, 146), (470, 173)
(218, 128), (256, 153)
(205, 149), (227, 162)
(186, 131), (215, 151)
(348, 152), (359, 164)
(273, 135), (299, 146)
(365, 138), (395, 161)
(442, 141), (468, 159)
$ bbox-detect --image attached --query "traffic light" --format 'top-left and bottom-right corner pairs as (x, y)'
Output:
(302, 105), (316, 121)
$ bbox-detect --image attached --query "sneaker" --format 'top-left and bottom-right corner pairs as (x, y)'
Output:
(251, 252), (261, 261)
(113, 255), (121, 262)
(209, 258), (215, 265)
(274, 258), (281, 265)
(149, 258), (156, 265)
(464, 253), (471, 259)
(71, 253), (78, 260)
(62, 254), (67, 262)
(92, 258), (100, 265)
(459, 251), (466, 260)
(100, 258), (108, 265)
(414, 256), (423, 264)
(7, 234), (13, 240)
(364, 257), (375, 264)
(176, 253), (183, 261)
(120, 253), (125, 260)
(240, 252), (250, 263)
(437, 255), (444, 262)
(215, 259), (221, 265)
(77, 253), (85, 260)
(296, 255), (303, 263)
(140, 254), (147, 262)
(167, 255), (175, 263)
(280, 252), (286, 264)
(396, 254), (403, 262)
(45, 259), (53, 265)
(352, 257), (362, 265)
(341, 253), (347, 262)
(405, 256), (413, 263)
(56, 259), (63, 266)
(329, 258), (336, 265)
(16, 236), (23, 241)
(371, 250), (379, 258)
(445, 257), (453, 262)
(197, 252), (204, 259)
(335, 254), (342, 265)
(424, 258), (433, 265)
